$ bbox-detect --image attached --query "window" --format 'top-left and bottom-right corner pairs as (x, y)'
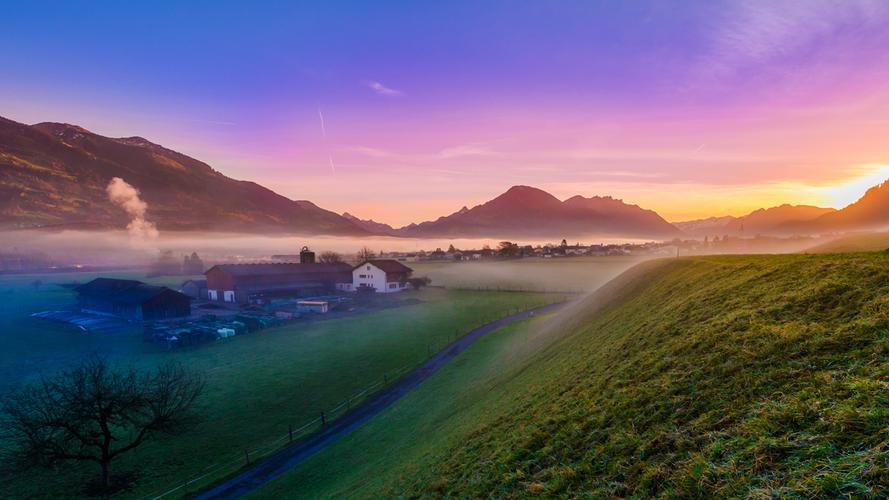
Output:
(359, 274), (367, 278)
(366, 265), (371, 270)
(389, 283), (397, 289)
(223, 290), (235, 302)
(208, 290), (218, 301)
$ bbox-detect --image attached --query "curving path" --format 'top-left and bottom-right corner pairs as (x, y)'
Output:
(195, 301), (567, 499)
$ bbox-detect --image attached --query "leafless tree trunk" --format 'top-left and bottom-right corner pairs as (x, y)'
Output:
(1, 357), (205, 492)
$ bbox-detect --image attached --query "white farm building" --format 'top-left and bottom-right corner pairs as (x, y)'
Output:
(338, 259), (413, 293)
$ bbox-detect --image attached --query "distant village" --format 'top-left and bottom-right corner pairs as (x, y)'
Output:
(16, 233), (823, 349)
(32, 246), (424, 349)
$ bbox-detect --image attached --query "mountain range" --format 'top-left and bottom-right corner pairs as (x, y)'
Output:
(2, 115), (889, 240)
(346, 186), (681, 239)
(673, 204), (837, 237)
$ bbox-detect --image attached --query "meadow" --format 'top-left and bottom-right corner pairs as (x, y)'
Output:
(0, 268), (557, 498)
(411, 255), (647, 293)
(803, 231), (889, 254)
(253, 252), (889, 498)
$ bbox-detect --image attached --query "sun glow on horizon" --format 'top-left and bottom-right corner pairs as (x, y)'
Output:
(817, 164), (889, 209)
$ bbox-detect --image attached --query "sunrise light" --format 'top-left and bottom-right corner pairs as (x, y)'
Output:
(819, 164), (889, 209)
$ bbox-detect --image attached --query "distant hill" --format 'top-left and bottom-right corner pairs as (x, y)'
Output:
(786, 180), (889, 234)
(341, 212), (400, 236)
(0, 116), (367, 235)
(392, 186), (680, 239)
(674, 204), (835, 237)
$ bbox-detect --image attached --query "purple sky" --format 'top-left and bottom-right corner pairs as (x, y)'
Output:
(4, 1), (889, 224)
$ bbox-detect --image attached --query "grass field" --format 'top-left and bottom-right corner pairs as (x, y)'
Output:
(0, 278), (556, 498)
(411, 256), (646, 293)
(254, 252), (889, 498)
(803, 231), (889, 254)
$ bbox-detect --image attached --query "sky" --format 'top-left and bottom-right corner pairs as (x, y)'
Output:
(3, 0), (889, 225)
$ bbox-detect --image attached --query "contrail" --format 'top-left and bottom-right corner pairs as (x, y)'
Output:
(317, 107), (327, 138)
(318, 106), (335, 174)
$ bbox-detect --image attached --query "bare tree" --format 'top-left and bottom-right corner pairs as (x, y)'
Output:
(356, 247), (375, 262)
(1, 357), (205, 491)
(318, 251), (344, 264)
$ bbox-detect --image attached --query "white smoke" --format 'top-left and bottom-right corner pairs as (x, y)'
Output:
(106, 177), (159, 239)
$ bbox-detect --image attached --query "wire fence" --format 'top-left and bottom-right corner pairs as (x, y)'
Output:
(142, 301), (558, 500)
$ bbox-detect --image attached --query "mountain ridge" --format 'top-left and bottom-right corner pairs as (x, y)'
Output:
(0, 116), (368, 235)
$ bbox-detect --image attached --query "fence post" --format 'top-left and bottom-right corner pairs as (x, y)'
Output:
(321, 412), (326, 426)
(384, 373), (388, 384)
(289, 424), (293, 443)
(244, 449), (250, 465)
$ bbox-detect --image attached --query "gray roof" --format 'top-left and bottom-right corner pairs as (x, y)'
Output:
(207, 263), (352, 277)
(75, 278), (190, 305)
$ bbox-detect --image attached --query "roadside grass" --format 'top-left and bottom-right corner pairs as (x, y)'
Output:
(0, 287), (556, 498)
(248, 317), (548, 499)
(254, 253), (889, 498)
(411, 255), (646, 293)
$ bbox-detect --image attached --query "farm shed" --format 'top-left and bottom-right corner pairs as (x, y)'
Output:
(74, 278), (191, 321)
(205, 262), (352, 304)
(296, 300), (329, 313)
(179, 279), (208, 299)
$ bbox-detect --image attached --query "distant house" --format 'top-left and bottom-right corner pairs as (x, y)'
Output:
(75, 278), (191, 321)
(179, 279), (207, 300)
(343, 259), (413, 293)
(205, 262), (352, 304)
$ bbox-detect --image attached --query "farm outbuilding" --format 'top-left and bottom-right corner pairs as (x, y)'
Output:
(205, 262), (353, 304)
(74, 278), (191, 321)
(296, 300), (329, 313)
(179, 279), (207, 299)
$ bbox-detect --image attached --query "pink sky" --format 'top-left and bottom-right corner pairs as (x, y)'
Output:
(4, 1), (889, 226)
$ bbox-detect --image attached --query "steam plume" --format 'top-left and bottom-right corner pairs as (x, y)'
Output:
(106, 177), (159, 239)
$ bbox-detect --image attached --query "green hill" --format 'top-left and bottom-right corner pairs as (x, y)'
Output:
(804, 232), (889, 254)
(255, 253), (889, 498)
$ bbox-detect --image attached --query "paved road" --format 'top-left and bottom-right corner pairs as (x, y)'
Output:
(195, 301), (567, 499)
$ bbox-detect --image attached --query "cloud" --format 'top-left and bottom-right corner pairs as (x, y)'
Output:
(699, 1), (889, 81)
(366, 80), (404, 97)
(437, 143), (502, 159)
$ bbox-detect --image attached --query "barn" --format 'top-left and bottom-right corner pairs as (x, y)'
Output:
(205, 263), (353, 304)
(74, 278), (192, 321)
(346, 259), (413, 293)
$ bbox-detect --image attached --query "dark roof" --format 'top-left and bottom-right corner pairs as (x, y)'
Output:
(355, 259), (413, 274)
(207, 263), (352, 277)
(75, 278), (189, 305)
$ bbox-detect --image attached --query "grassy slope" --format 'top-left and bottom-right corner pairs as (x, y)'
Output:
(804, 232), (889, 254)
(257, 253), (889, 498)
(0, 288), (554, 499)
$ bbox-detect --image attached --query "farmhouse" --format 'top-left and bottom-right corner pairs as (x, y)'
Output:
(344, 259), (413, 293)
(74, 278), (191, 321)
